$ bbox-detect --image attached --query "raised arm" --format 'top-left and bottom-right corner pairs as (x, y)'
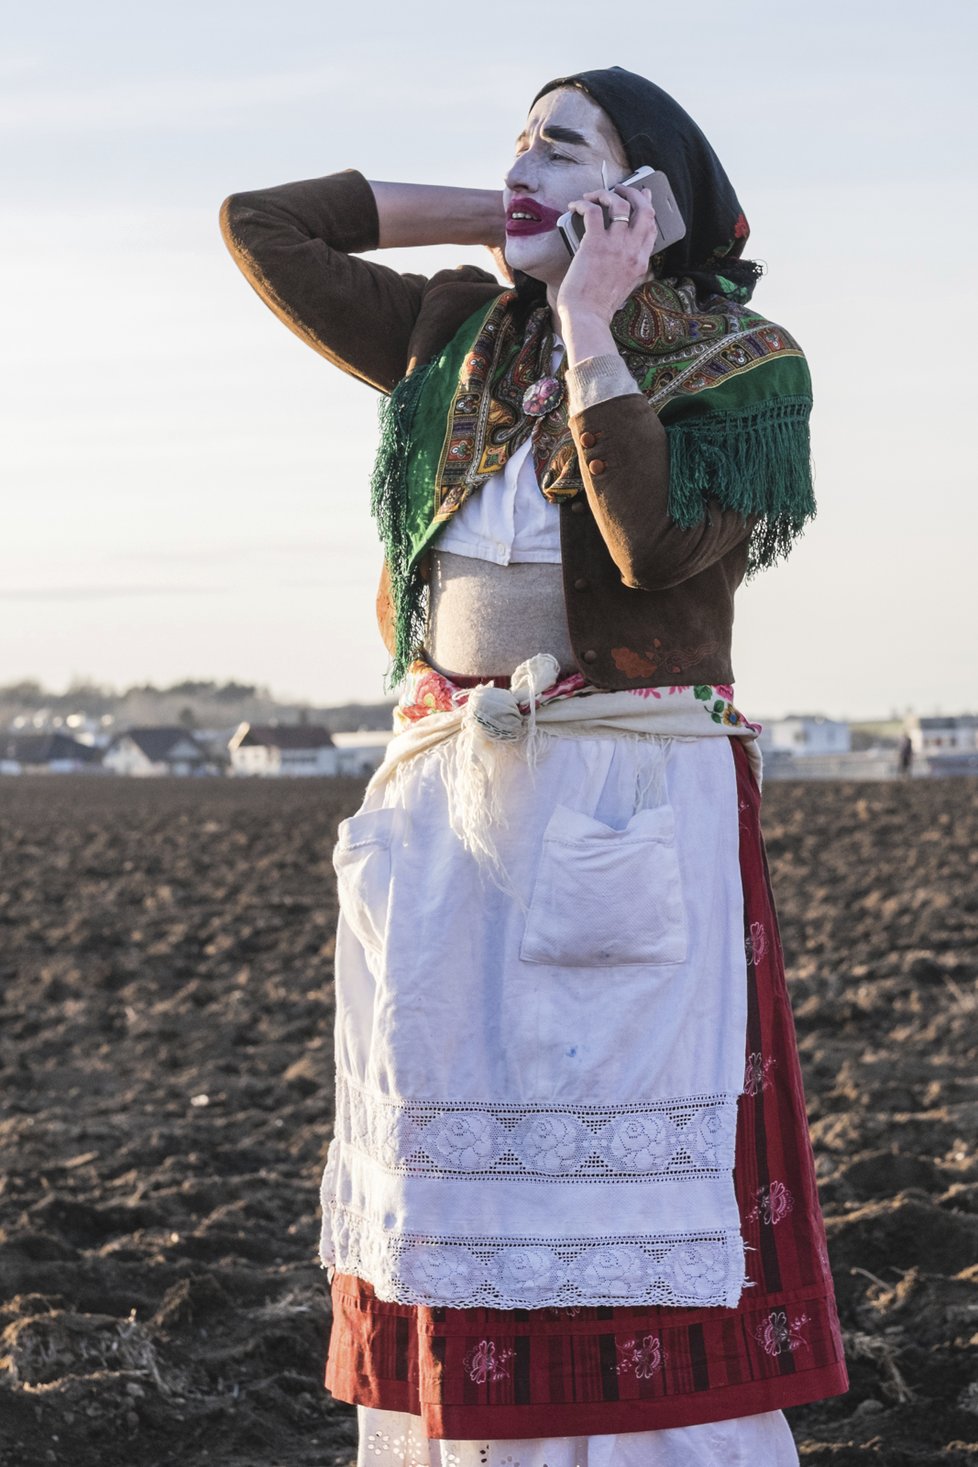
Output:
(370, 181), (504, 252)
(220, 170), (504, 393)
(556, 180), (754, 588)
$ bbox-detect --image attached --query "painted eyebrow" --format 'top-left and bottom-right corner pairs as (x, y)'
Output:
(544, 125), (590, 146)
(514, 124), (591, 148)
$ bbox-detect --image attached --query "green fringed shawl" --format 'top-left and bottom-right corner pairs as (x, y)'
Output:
(371, 282), (815, 686)
(665, 396), (814, 572)
(369, 360), (439, 686)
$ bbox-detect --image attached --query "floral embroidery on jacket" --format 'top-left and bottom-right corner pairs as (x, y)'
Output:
(463, 1339), (515, 1384)
(612, 640), (719, 681)
(615, 1333), (664, 1379)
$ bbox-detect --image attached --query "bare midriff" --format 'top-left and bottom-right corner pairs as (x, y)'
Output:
(423, 550), (576, 680)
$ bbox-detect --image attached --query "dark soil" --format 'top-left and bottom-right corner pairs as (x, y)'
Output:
(0, 774), (975, 1466)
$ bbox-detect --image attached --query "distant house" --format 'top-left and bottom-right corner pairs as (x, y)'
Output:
(331, 730), (392, 777)
(0, 732), (103, 775)
(760, 715), (851, 757)
(102, 727), (210, 777)
(906, 714), (978, 756)
(228, 722), (338, 777)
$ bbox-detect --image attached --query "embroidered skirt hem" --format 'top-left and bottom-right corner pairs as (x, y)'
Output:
(328, 1309), (845, 1436)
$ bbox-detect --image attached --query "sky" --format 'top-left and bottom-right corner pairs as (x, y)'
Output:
(2, 0), (975, 720)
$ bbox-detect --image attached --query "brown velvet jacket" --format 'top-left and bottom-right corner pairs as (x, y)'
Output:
(220, 170), (758, 689)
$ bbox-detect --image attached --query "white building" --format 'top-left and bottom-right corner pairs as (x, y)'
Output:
(760, 715), (852, 757)
(906, 714), (978, 756)
(228, 722), (338, 777)
(331, 730), (392, 777)
(102, 727), (210, 777)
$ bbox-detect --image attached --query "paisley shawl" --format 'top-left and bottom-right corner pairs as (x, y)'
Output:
(371, 278), (815, 685)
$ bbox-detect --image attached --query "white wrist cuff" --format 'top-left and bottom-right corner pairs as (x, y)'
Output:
(566, 353), (641, 415)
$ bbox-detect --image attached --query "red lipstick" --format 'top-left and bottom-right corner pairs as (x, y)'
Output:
(505, 199), (564, 236)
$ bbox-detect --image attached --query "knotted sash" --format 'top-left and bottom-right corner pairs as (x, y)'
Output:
(369, 655), (761, 887)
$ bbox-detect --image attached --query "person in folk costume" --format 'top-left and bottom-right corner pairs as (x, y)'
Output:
(221, 65), (847, 1467)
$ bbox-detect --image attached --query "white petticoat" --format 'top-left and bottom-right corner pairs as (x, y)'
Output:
(356, 1405), (800, 1466)
(320, 727), (751, 1311)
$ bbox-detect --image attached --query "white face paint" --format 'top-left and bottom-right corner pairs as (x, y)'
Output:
(503, 87), (628, 287)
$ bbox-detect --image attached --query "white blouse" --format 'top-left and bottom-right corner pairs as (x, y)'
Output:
(433, 344), (642, 567)
(436, 340), (565, 566)
(435, 437), (562, 565)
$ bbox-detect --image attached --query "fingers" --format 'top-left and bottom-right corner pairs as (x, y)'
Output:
(567, 197), (612, 241)
(574, 188), (632, 224)
(613, 184), (654, 220)
(568, 196), (607, 219)
(575, 186), (655, 223)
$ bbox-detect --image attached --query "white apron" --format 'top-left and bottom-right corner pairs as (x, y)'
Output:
(319, 662), (760, 1312)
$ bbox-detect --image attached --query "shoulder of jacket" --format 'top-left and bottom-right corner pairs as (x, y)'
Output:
(408, 267), (506, 371)
(422, 263), (502, 293)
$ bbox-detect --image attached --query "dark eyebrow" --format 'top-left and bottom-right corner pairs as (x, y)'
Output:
(543, 125), (590, 147)
(514, 124), (591, 148)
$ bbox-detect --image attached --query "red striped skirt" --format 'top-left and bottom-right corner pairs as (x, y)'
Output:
(324, 738), (848, 1437)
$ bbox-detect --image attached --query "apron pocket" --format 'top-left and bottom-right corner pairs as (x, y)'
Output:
(332, 806), (398, 956)
(520, 803), (688, 967)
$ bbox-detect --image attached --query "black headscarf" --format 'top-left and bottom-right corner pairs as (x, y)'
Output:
(527, 66), (761, 303)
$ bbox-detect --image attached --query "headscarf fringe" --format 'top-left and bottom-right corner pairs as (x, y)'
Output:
(665, 396), (816, 575)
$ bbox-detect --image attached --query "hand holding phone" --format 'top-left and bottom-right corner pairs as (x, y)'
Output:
(557, 166), (686, 258)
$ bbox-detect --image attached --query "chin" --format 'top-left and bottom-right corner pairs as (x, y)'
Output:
(504, 233), (567, 286)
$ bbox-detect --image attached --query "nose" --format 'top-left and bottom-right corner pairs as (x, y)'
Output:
(504, 150), (538, 193)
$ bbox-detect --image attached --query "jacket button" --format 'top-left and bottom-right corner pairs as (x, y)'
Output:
(570, 498), (587, 514)
(579, 431), (597, 449)
(582, 649), (598, 663)
(573, 576), (589, 591)
(587, 458), (606, 476)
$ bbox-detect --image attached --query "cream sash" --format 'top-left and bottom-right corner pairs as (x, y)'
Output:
(369, 655), (761, 886)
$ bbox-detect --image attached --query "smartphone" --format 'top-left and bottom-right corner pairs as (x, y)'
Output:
(556, 165), (687, 258)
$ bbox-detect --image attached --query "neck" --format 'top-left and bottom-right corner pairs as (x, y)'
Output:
(546, 282), (563, 336)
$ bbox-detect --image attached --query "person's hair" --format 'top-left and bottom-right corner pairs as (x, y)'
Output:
(510, 269), (548, 325)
